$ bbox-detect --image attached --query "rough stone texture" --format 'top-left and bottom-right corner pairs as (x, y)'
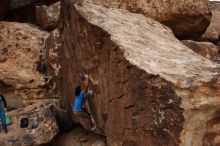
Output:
(46, 29), (62, 85)
(0, 99), (60, 146)
(0, 21), (49, 103)
(46, 29), (64, 106)
(182, 40), (220, 62)
(201, 2), (220, 43)
(36, 2), (60, 30)
(59, 0), (220, 145)
(94, 0), (211, 39)
(0, 0), (10, 19)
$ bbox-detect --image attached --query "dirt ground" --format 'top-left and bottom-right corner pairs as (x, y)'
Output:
(44, 126), (106, 146)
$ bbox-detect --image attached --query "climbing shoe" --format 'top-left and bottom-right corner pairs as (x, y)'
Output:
(90, 125), (96, 131)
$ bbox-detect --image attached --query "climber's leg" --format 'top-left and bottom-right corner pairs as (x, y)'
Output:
(0, 109), (7, 133)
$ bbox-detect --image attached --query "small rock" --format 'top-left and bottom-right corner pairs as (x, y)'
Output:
(182, 40), (220, 61)
(36, 2), (60, 30)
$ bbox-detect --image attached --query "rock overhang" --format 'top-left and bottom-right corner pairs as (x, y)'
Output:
(73, 0), (220, 89)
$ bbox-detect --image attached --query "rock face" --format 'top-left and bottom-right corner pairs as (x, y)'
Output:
(36, 2), (60, 30)
(0, 21), (49, 104)
(0, 99), (60, 146)
(201, 2), (220, 43)
(94, 0), (211, 39)
(46, 29), (62, 85)
(59, 0), (220, 145)
(46, 29), (64, 106)
(182, 40), (220, 61)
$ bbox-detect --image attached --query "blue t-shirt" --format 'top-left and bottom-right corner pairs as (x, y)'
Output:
(73, 91), (85, 112)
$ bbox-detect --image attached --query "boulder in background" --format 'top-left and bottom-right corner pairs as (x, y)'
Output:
(201, 2), (220, 43)
(36, 2), (60, 30)
(182, 40), (220, 62)
(0, 21), (49, 106)
(94, 0), (211, 39)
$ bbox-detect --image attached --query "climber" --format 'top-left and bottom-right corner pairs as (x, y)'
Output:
(0, 95), (8, 133)
(73, 75), (96, 130)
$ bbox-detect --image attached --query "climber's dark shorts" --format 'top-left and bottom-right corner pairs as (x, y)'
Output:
(74, 111), (90, 119)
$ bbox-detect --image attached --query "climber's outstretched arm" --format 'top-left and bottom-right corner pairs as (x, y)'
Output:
(82, 75), (92, 96)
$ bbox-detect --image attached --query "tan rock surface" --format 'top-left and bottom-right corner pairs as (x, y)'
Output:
(94, 0), (211, 39)
(36, 2), (60, 30)
(45, 29), (64, 105)
(46, 29), (62, 79)
(0, 99), (60, 146)
(0, 21), (49, 102)
(59, 0), (220, 145)
(201, 9), (220, 43)
(182, 40), (220, 61)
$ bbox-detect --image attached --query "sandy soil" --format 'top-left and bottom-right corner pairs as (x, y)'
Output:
(44, 126), (106, 146)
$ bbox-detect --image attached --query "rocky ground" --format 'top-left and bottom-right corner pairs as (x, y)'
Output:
(0, 99), (60, 146)
(46, 126), (106, 146)
(0, 0), (220, 146)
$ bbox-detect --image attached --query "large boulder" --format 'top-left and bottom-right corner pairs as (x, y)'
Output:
(36, 2), (60, 30)
(0, 99), (60, 146)
(201, 2), (220, 43)
(59, 0), (220, 145)
(182, 40), (220, 62)
(94, 0), (211, 39)
(0, 21), (49, 105)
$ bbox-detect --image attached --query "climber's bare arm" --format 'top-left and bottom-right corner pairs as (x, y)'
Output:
(82, 75), (91, 95)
